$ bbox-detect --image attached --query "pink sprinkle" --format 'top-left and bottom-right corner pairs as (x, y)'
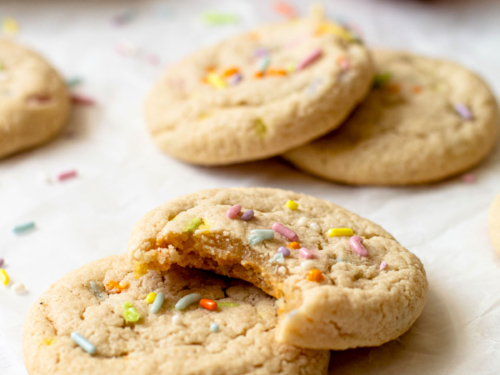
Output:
(298, 49), (323, 71)
(299, 248), (315, 259)
(226, 204), (242, 219)
(0, 258), (4, 267)
(454, 103), (473, 120)
(380, 261), (387, 270)
(71, 95), (95, 106)
(338, 57), (350, 72)
(57, 170), (77, 181)
(272, 222), (298, 241)
(462, 173), (475, 184)
(349, 236), (368, 257)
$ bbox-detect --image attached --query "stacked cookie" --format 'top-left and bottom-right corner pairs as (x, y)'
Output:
(23, 187), (429, 374)
(145, 17), (499, 185)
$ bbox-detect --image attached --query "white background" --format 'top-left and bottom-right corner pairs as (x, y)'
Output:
(1, 0), (500, 374)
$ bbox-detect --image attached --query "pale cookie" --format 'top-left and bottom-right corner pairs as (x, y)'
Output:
(23, 254), (329, 375)
(489, 193), (500, 255)
(283, 50), (500, 185)
(145, 18), (373, 165)
(0, 39), (70, 159)
(128, 188), (428, 350)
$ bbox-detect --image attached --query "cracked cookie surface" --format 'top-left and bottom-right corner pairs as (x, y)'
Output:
(22, 254), (329, 375)
(283, 50), (500, 185)
(145, 18), (373, 165)
(489, 193), (500, 255)
(127, 187), (428, 350)
(0, 39), (70, 159)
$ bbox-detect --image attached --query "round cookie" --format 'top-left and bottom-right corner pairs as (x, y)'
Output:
(489, 193), (500, 255)
(23, 254), (329, 375)
(145, 18), (373, 165)
(283, 50), (500, 185)
(128, 188), (428, 350)
(0, 39), (70, 159)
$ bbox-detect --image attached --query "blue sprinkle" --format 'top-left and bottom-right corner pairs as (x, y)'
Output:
(71, 332), (96, 355)
(150, 292), (165, 314)
(12, 221), (35, 235)
(175, 293), (201, 311)
(210, 323), (219, 333)
(251, 229), (274, 239)
(249, 234), (264, 245)
(269, 253), (284, 264)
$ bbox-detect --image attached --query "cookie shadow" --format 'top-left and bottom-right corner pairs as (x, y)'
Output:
(328, 287), (456, 375)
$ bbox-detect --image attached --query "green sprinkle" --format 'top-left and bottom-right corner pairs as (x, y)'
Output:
(373, 72), (391, 88)
(123, 302), (141, 323)
(217, 302), (239, 308)
(184, 217), (202, 233)
(66, 77), (82, 87)
(12, 221), (35, 234)
(254, 119), (266, 138)
(202, 12), (239, 25)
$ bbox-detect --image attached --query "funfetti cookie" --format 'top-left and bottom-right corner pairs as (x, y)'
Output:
(128, 188), (428, 350)
(0, 39), (70, 159)
(489, 193), (500, 255)
(144, 18), (373, 165)
(23, 254), (329, 375)
(283, 50), (500, 185)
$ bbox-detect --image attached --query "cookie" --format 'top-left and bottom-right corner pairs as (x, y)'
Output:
(489, 193), (500, 255)
(144, 18), (373, 165)
(128, 188), (428, 350)
(0, 39), (70, 159)
(23, 254), (329, 375)
(283, 50), (500, 185)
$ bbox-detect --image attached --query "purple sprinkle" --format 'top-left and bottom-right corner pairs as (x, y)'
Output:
(277, 247), (290, 257)
(228, 73), (242, 86)
(254, 48), (269, 58)
(454, 103), (473, 120)
(240, 210), (254, 221)
(0, 258), (3, 267)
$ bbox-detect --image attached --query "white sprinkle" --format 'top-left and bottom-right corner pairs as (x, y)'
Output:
(301, 260), (316, 270)
(309, 222), (321, 233)
(172, 314), (182, 325)
(12, 283), (25, 294)
(297, 217), (308, 226)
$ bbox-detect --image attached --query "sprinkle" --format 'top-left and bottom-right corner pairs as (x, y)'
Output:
(267, 68), (287, 76)
(202, 12), (239, 25)
(146, 292), (157, 304)
(134, 263), (148, 278)
(12, 283), (25, 294)
(327, 228), (353, 237)
(249, 229), (274, 245)
(0, 258), (3, 267)
(272, 222), (298, 241)
(57, 170), (77, 181)
(71, 94), (95, 106)
(285, 63), (296, 73)
(184, 218), (202, 233)
(175, 293), (202, 311)
(227, 204), (242, 219)
(307, 269), (324, 282)
(123, 302), (141, 323)
(349, 235), (369, 257)
(89, 281), (103, 298)
(150, 292), (165, 314)
(106, 280), (128, 294)
(217, 302), (239, 308)
(254, 119), (266, 138)
(240, 210), (254, 221)
(12, 221), (35, 234)
(373, 73), (391, 88)
(306, 78), (323, 96)
(298, 49), (323, 71)
(71, 332), (96, 355)
(207, 72), (227, 89)
(258, 56), (270, 72)
(278, 246), (291, 256)
(228, 73), (242, 86)
(254, 71), (265, 79)
(454, 103), (473, 120)
(309, 222), (321, 233)
(0, 269), (9, 285)
(462, 173), (475, 184)
(288, 242), (300, 250)
(223, 68), (239, 77)
(301, 260), (316, 270)
(273, 1), (296, 18)
(210, 323), (220, 332)
(380, 261), (388, 270)
(412, 85), (422, 94)
(2, 18), (19, 34)
(66, 77), (83, 87)
(200, 298), (218, 311)
(299, 248), (315, 259)
(337, 56), (350, 72)
(297, 217), (308, 226)
(286, 200), (299, 211)
(172, 314), (182, 325)
(288, 309), (299, 318)
(269, 253), (285, 264)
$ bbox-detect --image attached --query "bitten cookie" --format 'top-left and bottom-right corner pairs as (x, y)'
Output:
(283, 50), (500, 185)
(23, 254), (329, 375)
(489, 193), (500, 255)
(0, 39), (70, 159)
(145, 18), (373, 165)
(128, 188), (428, 350)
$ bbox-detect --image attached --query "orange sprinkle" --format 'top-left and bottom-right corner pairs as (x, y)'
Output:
(274, 1), (296, 19)
(200, 298), (218, 311)
(206, 66), (216, 73)
(412, 85), (422, 94)
(288, 241), (300, 249)
(267, 68), (287, 76)
(223, 67), (239, 77)
(307, 269), (324, 282)
(254, 71), (265, 79)
(387, 84), (400, 94)
(248, 31), (260, 41)
(106, 280), (128, 294)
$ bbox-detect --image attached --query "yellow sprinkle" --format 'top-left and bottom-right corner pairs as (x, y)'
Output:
(285, 63), (296, 73)
(146, 292), (157, 304)
(41, 337), (54, 346)
(0, 269), (9, 285)
(327, 228), (354, 237)
(2, 18), (19, 34)
(134, 263), (148, 279)
(207, 72), (226, 89)
(286, 200), (299, 211)
(318, 22), (352, 41)
(254, 119), (266, 138)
